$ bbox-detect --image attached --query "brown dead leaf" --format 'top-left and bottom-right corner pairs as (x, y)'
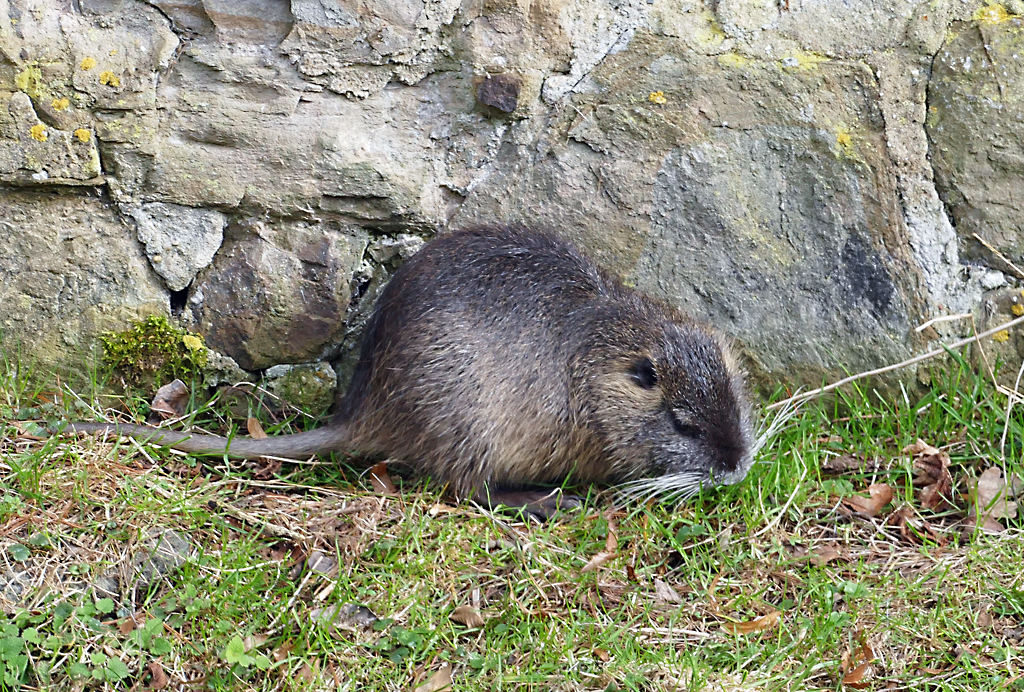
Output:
(581, 520), (618, 573)
(653, 578), (682, 603)
(594, 648), (610, 662)
(911, 447), (954, 511)
(977, 606), (993, 628)
(150, 379), (189, 420)
(295, 662), (317, 683)
(889, 505), (948, 546)
(903, 438), (941, 456)
(368, 462), (397, 495)
(841, 632), (874, 689)
(963, 513), (1006, 535)
(450, 604), (485, 628)
(428, 502), (459, 516)
(272, 640), (295, 663)
(822, 454), (866, 474)
(770, 571), (804, 587)
(841, 483), (893, 517)
(721, 610), (781, 635)
(247, 417), (268, 439)
(116, 616), (138, 635)
(806, 544), (843, 567)
(415, 664), (453, 692)
(145, 661), (169, 690)
(974, 467), (1018, 521)
(842, 662), (870, 688)
(603, 520), (618, 553)
(581, 549), (616, 573)
(242, 634), (268, 651)
(964, 467), (1018, 535)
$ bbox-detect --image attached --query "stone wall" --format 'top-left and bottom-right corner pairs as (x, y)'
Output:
(1, 0), (1021, 393)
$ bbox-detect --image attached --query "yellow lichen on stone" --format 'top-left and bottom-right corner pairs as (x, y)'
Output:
(648, 91), (668, 105)
(834, 127), (858, 160)
(718, 53), (751, 69)
(99, 71), (121, 87)
(109, 49), (118, 56)
(975, 3), (1012, 24)
(74, 128), (91, 143)
(779, 51), (831, 70)
(51, 97), (70, 111)
(15, 66), (44, 98)
(80, 56), (97, 70)
(1012, 303), (1024, 316)
(993, 330), (1011, 343)
(694, 10), (728, 48)
(29, 124), (47, 142)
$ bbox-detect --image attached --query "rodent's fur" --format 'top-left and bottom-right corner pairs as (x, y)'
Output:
(67, 226), (755, 511)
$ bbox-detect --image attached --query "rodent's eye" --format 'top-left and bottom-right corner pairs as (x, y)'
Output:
(670, 411), (701, 439)
(629, 357), (658, 389)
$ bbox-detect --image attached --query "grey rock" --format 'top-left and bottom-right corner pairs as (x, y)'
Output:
(189, 220), (367, 371)
(929, 17), (1024, 265)
(310, 602), (379, 630)
(0, 92), (101, 184)
(0, 190), (167, 379)
(263, 362), (337, 414)
(304, 550), (338, 576)
(477, 74), (522, 113)
(981, 271), (1006, 290)
(131, 527), (193, 589)
(130, 202), (226, 292)
(366, 234), (427, 264)
(201, 348), (256, 389)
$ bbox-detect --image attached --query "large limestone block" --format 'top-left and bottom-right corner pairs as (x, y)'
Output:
(0, 92), (101, 184)
(280, 0), (460, 98)
(456, 32), (923, 380)
(0, 190), (167, 376)
(928, 14), (1024, 264)
(129, 202), (225, 292)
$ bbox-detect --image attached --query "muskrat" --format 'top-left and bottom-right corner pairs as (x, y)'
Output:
(64, 226), (755, 517)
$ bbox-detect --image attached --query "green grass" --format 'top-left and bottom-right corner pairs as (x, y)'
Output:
(0, 350), (1022, 690)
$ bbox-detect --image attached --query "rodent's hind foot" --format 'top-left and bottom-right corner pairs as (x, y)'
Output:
(482, 488), (584, 521)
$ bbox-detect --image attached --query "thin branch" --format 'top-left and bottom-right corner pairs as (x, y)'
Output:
(973, 232), (1024, 280)
(766, 314), (1024, 411)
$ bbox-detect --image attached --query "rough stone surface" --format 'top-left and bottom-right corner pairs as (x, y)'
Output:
(928, 16), (1024, 266)
(130, 202), (225, 291)
(2, 0), (1024, 391)
(263, 361), (337, 413)
(131, 527), (193, 589)
(0, 190), (166, 379)
(454, 36), (922, 376)
(188, 219), (367, 371)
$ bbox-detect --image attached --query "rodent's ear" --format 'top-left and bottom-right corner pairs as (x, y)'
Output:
(628, 357), (658, 389)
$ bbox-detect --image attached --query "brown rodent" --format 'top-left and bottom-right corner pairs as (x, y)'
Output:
(65, 226), (755, 516)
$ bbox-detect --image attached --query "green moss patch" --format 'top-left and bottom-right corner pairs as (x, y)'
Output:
(99, 315), (207, 388)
